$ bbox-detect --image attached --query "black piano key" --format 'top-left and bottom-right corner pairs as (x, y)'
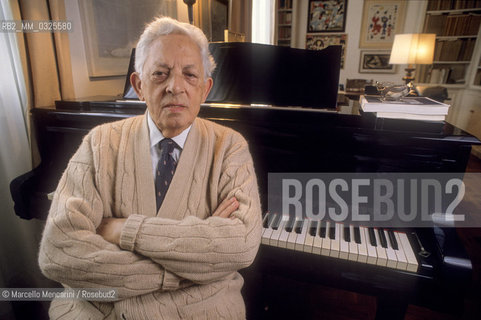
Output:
(368, 227), (377, 247)
(309, 221), (318, 236)
(353, 226), (361, 244)
(295, 220), (304, 234)
(329, 223), (336, 240)
(378, 228), (388, 248)
(285, 212), (296, 232)
(262, 213), (271, 228)
(387, 229), (399, 250)
(344, 226), (351, 242)
(319, 220), (327, 238)
(272, 213), (282, 230)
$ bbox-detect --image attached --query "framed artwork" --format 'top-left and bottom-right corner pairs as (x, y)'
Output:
(359, 0), (406, 49)
(359, 51), (396, 73)
(306, 34), (347, 69)
(78, 0), (177, 77)
(307, 0), (347, 33)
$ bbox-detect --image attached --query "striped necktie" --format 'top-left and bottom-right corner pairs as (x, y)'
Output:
(155, 138), (178, 211)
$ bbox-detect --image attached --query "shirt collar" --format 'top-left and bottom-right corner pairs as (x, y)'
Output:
(147, 111), (191, 149)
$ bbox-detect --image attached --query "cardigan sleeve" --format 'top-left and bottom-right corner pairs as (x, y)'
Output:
(38, 133), (187, 299)
(118, 133), (263, 284)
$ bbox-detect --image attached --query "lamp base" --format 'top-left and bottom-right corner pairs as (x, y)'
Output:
(402, 65), (415, 84)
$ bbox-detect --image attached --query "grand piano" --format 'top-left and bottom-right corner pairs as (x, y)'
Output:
(10, 43), (480, 319)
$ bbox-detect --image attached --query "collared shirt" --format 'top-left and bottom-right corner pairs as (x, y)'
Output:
(147, 111), (191, 177)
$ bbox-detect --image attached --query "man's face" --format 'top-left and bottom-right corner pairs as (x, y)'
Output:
(131, 34), (213, 137)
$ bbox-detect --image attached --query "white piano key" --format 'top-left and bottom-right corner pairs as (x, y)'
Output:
(262, 228), (273, 245)
(286, 219), (299, 250)
(357, 226), (368, 263)
(394, 232), (408, 271)
(398, 232), (419, 272)
(363, 227), (377, 265)
(303, 220), (316, 253)
(348, 225), (359, 261)
(269, 219), (286, 247)
(383, 229), (398, 269)
(374, 228), (387, 267)
(313, 221), (323, 255)
(295, 220), (308, 251)
(278, 219), (291, 249)
(339, 225), (349, 260)
(321, 221), (330, 256)
(329, 223), (341, 258)
(364, 228), (378, 265)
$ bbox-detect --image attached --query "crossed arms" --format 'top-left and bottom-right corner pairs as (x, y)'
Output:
(38, 127), (262, 299)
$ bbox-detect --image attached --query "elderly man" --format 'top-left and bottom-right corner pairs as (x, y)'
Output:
(39, 16), (262, 319)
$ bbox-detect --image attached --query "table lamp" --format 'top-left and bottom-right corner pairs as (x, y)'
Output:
(389, 33), (436, 84)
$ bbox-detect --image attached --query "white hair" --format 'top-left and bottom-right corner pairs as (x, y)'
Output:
(135, 16), (216, 79)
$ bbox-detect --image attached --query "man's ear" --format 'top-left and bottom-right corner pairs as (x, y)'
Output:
(202, 77), (213, 102)
(131, 72), (145, 101)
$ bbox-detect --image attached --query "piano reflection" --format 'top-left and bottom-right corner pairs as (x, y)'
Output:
(10, 42), (480, 319)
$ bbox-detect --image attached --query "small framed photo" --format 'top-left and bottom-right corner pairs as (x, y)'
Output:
(307, 0), (348, 33)
(359, 0), (406, 49)
(359, 51), (396, 73)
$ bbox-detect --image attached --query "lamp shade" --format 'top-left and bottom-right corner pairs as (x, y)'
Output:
(389, 33), (436, 65)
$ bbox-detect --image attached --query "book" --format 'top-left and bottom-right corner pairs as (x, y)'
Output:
(360, 95), (450, 115)
(423, 14), (447, 35)
(375, 112), (445, 121)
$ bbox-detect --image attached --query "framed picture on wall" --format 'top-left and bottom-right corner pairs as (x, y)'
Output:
(79, 0), (177, 78)
(359, 50), (396, 73)
(359, 0), (406, 49)
(307, 0), (348, 33)
(306, 34), (347, 69)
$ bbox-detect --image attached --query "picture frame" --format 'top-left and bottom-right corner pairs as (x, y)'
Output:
(359, 0), (406, 49)
(78, 0), (177, 78)
(306, 34), (347, 69)
(359, 50), (396, 73)
(307, 0), (348, 33)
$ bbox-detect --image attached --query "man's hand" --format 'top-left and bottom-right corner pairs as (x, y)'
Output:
(212, 197), (239, 219)
(97, 218), (126, 245)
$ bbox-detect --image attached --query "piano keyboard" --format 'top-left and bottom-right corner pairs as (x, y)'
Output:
(261, 213), (419, 272)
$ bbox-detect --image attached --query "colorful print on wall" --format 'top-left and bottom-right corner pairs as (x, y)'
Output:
(359, 0), (406, 49)
(307, 0), (347, 33)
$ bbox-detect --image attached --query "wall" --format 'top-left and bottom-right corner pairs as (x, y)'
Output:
(64, 0), (188, 99)
(293, 0), (427, 87)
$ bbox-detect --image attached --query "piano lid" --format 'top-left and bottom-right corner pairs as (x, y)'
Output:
(121, 43), (342, 110)
(206, 43), (341, 109)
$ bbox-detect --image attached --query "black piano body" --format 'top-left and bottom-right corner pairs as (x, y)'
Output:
(11, 100), (478, 319)
(10, 43), (480, 319)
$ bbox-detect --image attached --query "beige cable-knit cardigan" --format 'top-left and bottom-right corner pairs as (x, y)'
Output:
(38, 114), (262, 319)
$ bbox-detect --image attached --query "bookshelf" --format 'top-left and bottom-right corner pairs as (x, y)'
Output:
(416, 0), (481, 86)
(275, 0), (294, 47)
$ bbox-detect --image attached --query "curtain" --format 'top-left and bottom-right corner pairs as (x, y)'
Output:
(251, 0), (275, 45)
(0, 1), (58, 319)
(230, 0), (252, 42)
(18, 0), (71, 107)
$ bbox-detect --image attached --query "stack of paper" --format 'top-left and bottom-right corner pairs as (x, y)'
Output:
(359, 96), (450, 121)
